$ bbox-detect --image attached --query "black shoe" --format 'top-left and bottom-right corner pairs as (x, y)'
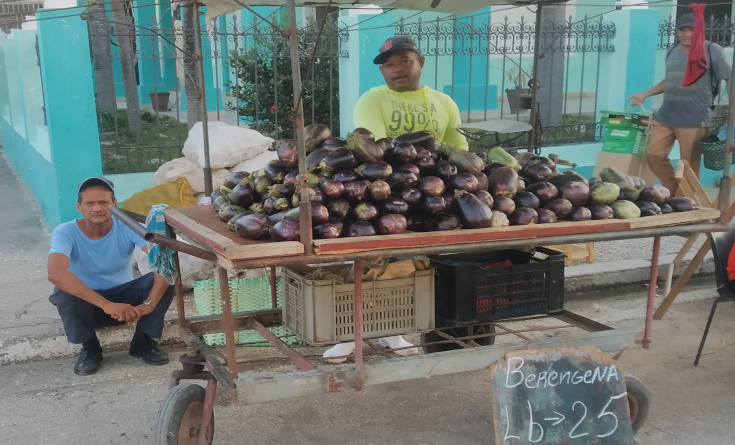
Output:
(74, 336), (103, 376)
(129, 329), (169, 365)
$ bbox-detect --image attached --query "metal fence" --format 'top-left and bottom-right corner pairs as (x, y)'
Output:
(658, 15), (735, 50)
(395, 14), (616, 150)
(86, 8), (345, 174)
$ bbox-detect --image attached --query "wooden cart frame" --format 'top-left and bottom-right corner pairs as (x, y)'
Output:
(130, 1), (735, 443)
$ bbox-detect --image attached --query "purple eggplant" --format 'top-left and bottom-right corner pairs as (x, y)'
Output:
(219, 204), (247, 222)
(393, 131), (435, 149)
(474, 190), (494, 208)
(370, 180), (392, 202)
(333, 170), (360, 183)
(228, 182), (256, 208)
(327, 199), (351, 220)
(517, 178), (526, 192)
(383, 199), (410, 216)
(327, 217), (346, 236)
(343, 180), (370, 203)
(443, 192), (457, 213)
(434, 160), (457, 182)
(351, 138), (384, 164)
(347, 221), (376, 237)
(375, 138), (394, 152)
(276, 140), (299, 168)
(377, 214), (408, 235)
(320, 148), (358, 172)
(270, 219), (301, 242)
(284, 169), (299, 185)
(230, 211), (254, 231)
(473, 172), (489, 192)
(348, 127), (375, 142)
(387, 170), (418, 191)
(400, 188), (423, 208)
(483, 162), (508, 177)
(356, 162), (393, 181)
(418, 176), (446, 196)
(263, 196), (289, 215)
(509, 208), (538, 226)
(415, 147), (431, 159)
(321, 180), (345, 199)
(490, 211), (510, 227)
(568, 207), (592, 222)
(448, 173), (480, 193)
(660, 203), (673, 214)
(264, 160), (288, 183)
(311, 203), (330, 225)
(321, 137), (347, 151)
(526, 182), (558, 204)
(313, 223), (341, 239)
(523, 164), (555, 183)
(212, 195), (228, 212)
(353, 202), (380, 222)
(276, 183), (295, 202)
(235, 214), (272, 240)
(490, 167), (519, 198)
(449, 151), (485, 174)
(414, 156), (436, 176)
(307, 186), (324, 204)
(559, 182), (590, 208)
(222, 172), (248, 191)
(665, 197), (697, 212)
(406, 215), (426, 232)
(589, 204), (614, 220)
(304, 123), (331, 152)
(544, 198), (574, 219)
(455, 190), (493, 229)
(514, 191), (541, 210)
(390, 142), (418, 164)
(492, 196), (516, 215)
(426, 214), (462, 232)
(422, 195), (449, 217)
(536, 208), (558, 224)
(306, 148), (331, 171)
(398, 163), (421, 178)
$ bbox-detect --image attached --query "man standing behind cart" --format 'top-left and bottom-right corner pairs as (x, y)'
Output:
(322, 37), (469, 362)
(47, 177), (175, 376)
(628, 13), (730, 194)
(353, 35), (469, 150)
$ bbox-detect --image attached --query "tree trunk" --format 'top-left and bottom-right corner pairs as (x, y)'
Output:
(183, 4), (202, 129)
(110, 0), (141, 134)
(536, 5), (565, 127)
(87, 2), (116, 113)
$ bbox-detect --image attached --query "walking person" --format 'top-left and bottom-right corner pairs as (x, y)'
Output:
(629, 12), (730, 193)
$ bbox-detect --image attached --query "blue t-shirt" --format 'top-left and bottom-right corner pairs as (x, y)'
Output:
(49, 217), (146, 290)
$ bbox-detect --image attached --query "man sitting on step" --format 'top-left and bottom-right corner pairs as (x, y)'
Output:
(47, 177), (174, 376)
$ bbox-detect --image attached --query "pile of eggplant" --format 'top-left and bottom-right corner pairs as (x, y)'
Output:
(210, 124), (697, 242)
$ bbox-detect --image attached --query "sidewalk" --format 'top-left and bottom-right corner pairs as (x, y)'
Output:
(0, 148), (717, 365)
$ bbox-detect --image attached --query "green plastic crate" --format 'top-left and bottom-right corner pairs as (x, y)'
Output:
(193, 276), (304, 347)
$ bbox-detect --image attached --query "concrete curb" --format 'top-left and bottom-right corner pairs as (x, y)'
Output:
(0, 253), (716, 365)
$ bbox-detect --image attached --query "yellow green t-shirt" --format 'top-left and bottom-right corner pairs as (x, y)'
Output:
(353, 85), (469, 150)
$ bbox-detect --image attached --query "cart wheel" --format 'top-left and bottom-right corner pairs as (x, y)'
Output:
(153, 384), (214, 445)
(624, 375), (650, 435)
(421, 324), (495, 354)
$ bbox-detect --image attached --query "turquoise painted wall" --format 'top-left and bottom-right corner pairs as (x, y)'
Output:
(1, 8), (103, 228)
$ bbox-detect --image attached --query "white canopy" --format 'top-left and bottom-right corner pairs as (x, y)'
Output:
(199, 0), (534, 20)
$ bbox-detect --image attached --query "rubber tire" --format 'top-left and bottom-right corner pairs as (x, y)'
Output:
(625, 375), (650, 435)
(153, 384), (214, 445)
(421, 324), (495, 354)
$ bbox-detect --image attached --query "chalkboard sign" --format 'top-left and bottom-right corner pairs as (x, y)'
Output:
(489, 346), (634, 445)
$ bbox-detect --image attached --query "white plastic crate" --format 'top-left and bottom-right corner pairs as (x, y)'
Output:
(282, 264), (435, 345)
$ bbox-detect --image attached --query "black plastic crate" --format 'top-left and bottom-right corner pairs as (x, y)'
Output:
(429, 247), (565, 324)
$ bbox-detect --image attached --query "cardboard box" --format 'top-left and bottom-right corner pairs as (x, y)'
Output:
(601, 127), (647, 155)
(594, 151), (657, 185)
(599, 110), (650, 130)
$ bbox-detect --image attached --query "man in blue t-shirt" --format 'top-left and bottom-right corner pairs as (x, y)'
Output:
(629, 13), (731, 194)
(48, 177), (174, 375)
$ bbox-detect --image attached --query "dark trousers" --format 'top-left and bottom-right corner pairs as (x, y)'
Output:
(49, 273), (175, 344)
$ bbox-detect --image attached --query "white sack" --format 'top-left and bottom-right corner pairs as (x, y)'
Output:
(231, 150), (279, 174)
(151, 157), (230, 194)
(182, 121), (274, 169)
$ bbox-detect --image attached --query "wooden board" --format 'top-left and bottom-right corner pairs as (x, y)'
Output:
(164, 206), (303, 261)
(489, 346), (634, 445)
(313, 208), (719, 255)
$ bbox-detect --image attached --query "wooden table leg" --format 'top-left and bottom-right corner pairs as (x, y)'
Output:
(218, 267), (239, 382)
(654, 239), (711, 320)
(643, 237), (661, 348)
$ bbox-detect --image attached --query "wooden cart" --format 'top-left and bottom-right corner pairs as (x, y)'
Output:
(112, 202), (724, 445)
